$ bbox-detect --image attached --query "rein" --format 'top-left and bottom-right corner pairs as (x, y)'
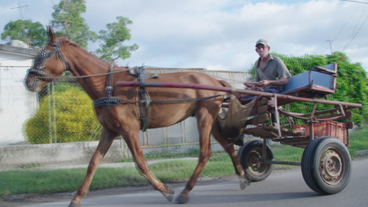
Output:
(94, 94), (225, 105)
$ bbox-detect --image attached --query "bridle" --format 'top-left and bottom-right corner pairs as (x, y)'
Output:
(27, 40), (69, 81)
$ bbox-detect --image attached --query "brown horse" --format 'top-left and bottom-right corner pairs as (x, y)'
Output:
(25, 26), (250, 207)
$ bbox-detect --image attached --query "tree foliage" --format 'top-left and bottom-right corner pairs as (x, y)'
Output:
(96, 16), (139, 61)
(50, 0), (97, 49)
(1, 19), (47, 47)
(2, 1), (139, 59)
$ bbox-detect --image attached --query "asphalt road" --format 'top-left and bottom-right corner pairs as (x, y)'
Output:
(21, 157), (368, 207)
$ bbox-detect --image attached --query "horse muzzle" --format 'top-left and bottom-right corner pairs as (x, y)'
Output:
(24, 69), (52, 92)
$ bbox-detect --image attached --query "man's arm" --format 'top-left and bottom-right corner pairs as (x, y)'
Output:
(258, 78), (288, 88)
(244, 81), (261, 87)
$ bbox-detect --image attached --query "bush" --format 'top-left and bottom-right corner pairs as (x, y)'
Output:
(25, 87), (101, 144)
(272, 52), (368, 126)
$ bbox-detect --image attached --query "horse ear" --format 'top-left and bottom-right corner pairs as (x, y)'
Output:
(47, 26), (57, 43)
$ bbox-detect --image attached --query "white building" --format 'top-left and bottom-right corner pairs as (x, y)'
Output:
(0, 40), (38, 145)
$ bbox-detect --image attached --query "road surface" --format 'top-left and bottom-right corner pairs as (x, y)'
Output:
(20, 157), (368, 207)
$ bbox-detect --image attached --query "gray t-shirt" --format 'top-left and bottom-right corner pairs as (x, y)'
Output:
(254, 55), (291, 91)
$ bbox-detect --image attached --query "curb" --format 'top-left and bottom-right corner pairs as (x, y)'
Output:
(355, 149), (368, 157)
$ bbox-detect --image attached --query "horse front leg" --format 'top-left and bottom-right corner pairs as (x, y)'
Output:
(211, 118), (251, 190)
(122, 130), (175, 202)
(68, 128), (117, 207)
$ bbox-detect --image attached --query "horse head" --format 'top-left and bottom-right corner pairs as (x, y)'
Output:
(25, 26), (69, 92)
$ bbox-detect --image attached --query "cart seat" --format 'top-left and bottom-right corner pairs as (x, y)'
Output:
(281, 63), (337, 98)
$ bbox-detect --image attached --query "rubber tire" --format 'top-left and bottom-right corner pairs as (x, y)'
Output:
(301, 137), (352, 195)
(237, 140), (274, 182)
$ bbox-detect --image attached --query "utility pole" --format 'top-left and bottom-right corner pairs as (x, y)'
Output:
(11, 3), (29, 45)
(327, 40), (333, 54)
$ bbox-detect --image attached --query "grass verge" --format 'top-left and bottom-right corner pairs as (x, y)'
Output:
(0, 128), (367, 197)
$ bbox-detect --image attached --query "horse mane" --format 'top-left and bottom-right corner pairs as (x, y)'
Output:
(58, 37), (110, 70)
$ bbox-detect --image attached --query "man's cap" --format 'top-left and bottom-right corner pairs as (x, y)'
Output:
(255, 39), (269, 47)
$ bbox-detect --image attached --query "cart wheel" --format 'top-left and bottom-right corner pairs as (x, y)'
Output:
(301, 137), (352, 195)
(237, 140), (274, 182)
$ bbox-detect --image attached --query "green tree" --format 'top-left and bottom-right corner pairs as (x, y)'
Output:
(50, 0), (97, 49)
(1, 19), (47, 47)
(96, 16), (139, 61)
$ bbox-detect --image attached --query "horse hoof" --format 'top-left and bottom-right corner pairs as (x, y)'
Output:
(68, 201), (81, 207)
(238, 174), (251, 190)
(239, 179), (247, 190)
(175, 194), (190, 204)
(161, 184), (175, 202)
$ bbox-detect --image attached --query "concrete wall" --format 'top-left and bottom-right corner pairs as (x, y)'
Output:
(0, 140), (124, 169)
(0, 44), (39, 145)
(0, 139), (225, 170)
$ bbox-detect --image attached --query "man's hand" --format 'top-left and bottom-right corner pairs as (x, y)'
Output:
(244, 82), (254, 87)
(258, 80), (271, 87)
(244, 82), (261, 88)
(258, 78), (289, 87)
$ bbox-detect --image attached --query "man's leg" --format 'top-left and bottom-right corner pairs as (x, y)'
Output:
(263, 89), (280, 126)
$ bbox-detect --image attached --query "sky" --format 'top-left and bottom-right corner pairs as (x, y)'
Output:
(0, 0), (367, 72)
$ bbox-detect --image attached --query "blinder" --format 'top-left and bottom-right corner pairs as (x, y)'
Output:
(27, 40), (69, 80)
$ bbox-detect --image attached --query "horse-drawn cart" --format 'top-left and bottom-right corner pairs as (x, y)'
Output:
(26, 27), (362, 205)
(117, 63), (361, 195)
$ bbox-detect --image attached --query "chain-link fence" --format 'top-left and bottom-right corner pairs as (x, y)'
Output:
(1, 68), (256, 146)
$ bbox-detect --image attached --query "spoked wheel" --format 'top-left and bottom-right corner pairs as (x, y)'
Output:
(237, 140), (274, 182)
(301, 137), (352, 195)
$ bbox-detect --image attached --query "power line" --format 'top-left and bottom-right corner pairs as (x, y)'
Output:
(332, 6), (359, 41)
(341, 1), (368, 51)
(349, 5), (366, 39)
(343, 13), (368, 51)
(340, 0), (368, 4)
(337, 0), (368, 52)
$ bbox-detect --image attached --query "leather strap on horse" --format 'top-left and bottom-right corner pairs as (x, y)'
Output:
(135, 66), (150, 132)
(106, 63), (115, 110)
(93, 63), (123, 109)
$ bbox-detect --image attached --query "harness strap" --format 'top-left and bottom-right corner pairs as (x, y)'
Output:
(106, 63), (115, 110)
(141, 96), (151, 132)
(93, 97), (123, 107)
(93, 63), (123, 109)
(150, 94), (223, 104)
(135, 66), (149, 131)
(94, 94), (224, 106)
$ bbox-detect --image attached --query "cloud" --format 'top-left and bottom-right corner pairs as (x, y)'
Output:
(1, 0), (367, 71)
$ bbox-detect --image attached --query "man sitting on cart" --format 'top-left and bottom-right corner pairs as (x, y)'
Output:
(244, 39), (291, 95)
(239, 39), (291, 125)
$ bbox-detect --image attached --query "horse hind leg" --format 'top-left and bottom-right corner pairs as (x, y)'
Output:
(211, 118), (251, 190)
(122, 130), (175, 202)
(175, 108), (214, 204)
(69, 128), (117, 207)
